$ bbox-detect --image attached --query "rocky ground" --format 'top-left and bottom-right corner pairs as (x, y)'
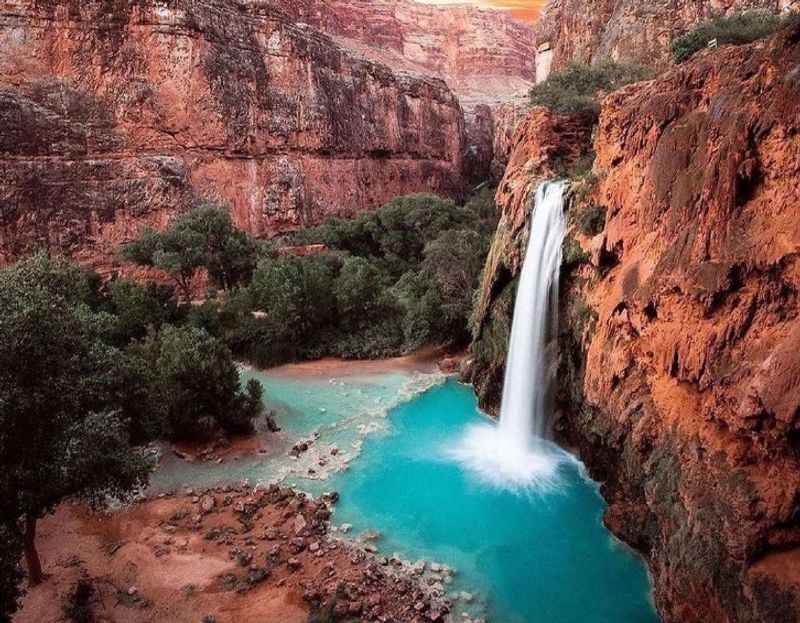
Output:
(16, 484), (474, 623)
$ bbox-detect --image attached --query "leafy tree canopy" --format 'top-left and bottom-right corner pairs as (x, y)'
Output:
(0, 254), (151, 586)
(122, 202), (258, 296)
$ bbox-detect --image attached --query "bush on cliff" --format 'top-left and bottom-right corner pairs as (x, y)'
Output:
(672, 11), (788, 63)
(528, 61), (653, 117)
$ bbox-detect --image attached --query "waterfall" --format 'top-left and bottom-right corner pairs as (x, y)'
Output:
(449, 180), (569, 492)
(499, 180), (567, 440)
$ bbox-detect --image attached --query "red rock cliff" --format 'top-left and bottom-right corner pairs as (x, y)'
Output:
(0, 0), (466, 271)
(469, 23), (800, 623)
(275, 0), (537, 184)
(535, 0), (797, 75)
(277, 0), (536, 104)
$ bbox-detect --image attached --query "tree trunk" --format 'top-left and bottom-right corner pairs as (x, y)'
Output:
(23, 513), (42, 586)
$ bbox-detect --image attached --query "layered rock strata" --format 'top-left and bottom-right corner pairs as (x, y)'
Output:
(534, 0), (798, 77)
(0, 0), (466, 271)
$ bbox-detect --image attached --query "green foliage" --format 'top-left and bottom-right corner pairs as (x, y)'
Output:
(230, 191), (497, 365)
(562, 235), (590, 268)
(394, 229), (488, 348)
(291, 193), (496, 277)
(672, 10), (787, 63)
(122, 202), (258, 296)
(0, 254), (151, 584)
(529, 61), (653, 116)
(334, 257), (385, 320)
(62, 577), (95, 623)
(126, 325), (262, 440)
(574, 203), (607, 237)
(105, 279), (178, 345)
(249, 255), (337, 341)
(0, 522), (23, 621)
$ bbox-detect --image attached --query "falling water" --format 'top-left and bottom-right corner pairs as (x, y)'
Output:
(499, 180), (567, 440)
(450, 180), (569, 491)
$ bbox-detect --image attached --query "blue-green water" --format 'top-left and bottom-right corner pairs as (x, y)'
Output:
(149, 368), (658, 623)
(328, 379), (657, 623)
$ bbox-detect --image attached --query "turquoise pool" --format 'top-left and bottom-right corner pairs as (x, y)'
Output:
(149, 367), (658, 623)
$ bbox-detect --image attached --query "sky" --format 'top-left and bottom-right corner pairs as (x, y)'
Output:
(419, 0), (545, 22)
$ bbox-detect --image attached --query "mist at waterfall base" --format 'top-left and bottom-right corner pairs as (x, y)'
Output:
(449, 181), (570, 493)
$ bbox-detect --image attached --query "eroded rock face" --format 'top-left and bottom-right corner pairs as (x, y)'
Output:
(276, 0), (538, 184)
(535, 0), (797, 75)
(573, 26), (800, 623)
(0, 0), (466, 271)
(464, 106), (594, 410)
(470, 24), (800, 623)
(278, 0), (537, 104)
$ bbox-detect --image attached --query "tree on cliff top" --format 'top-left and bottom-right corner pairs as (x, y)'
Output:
(122, 202), (258, 297)
(528, 60), (653, 117)
(0, 254), (150, 588)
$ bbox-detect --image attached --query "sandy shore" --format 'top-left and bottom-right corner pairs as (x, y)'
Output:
(252, 345), (462, 379)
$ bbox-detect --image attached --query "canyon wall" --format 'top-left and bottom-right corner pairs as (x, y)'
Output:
(273, 0), (537, 184)
(0, 0), (467, 272)
(275, 0), (536, 105)
(468, 23), (800, 623)
(535, 0), (798, 76)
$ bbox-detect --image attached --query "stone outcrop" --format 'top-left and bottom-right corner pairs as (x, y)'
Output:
(534, 0), (798, 77)
(469, 23), (800, 623)
(0, 0), (467, 272)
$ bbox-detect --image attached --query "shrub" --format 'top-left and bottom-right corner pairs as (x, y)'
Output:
(529, 61), (653, 116)
(126, 325), (262, 440)
(562, 235), (589, 268)
(672, 11), (787, 63)
(62, 577), (95, 623)
(574, 204), (607, 237)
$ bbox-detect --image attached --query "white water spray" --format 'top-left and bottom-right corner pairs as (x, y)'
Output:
(499, 180), (566, 440)
(450, 181), (569, 491)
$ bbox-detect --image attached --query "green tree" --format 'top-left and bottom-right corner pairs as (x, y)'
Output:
(106, 279), (177, 345)
(127, 325), (263, 439)
(334, 256), (383, 319)
(529, 60), (652, 116)
(248, 255), (336, 342)
(122, 202), (258, 297)
(423, 229), (487, 324)
(0, 522), (23, 622)
(0, 255), (150, 586)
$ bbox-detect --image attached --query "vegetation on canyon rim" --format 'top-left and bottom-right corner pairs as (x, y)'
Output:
(671, 10), (793, 63)
(528, 60), (652, 117)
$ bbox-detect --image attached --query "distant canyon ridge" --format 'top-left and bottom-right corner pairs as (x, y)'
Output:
(0, 0), (794, 275)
